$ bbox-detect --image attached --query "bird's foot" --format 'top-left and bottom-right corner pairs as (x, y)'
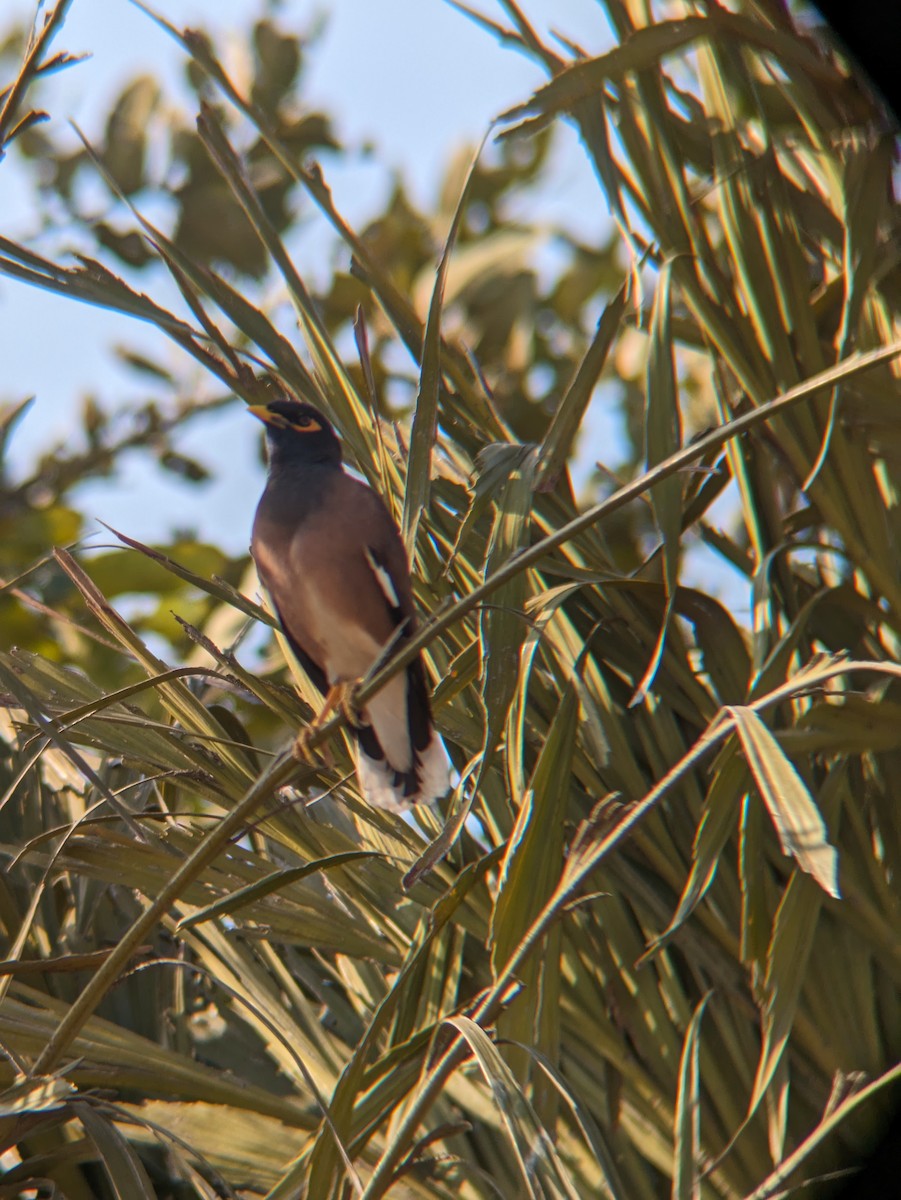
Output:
(292, 728), (332, 767)
(331, 680), (363, 729)
(291, 681), (362, 766)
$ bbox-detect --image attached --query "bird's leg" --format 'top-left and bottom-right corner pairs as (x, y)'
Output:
(292, 681), (363, 765)
(292, 727), (329, 766)
(331, 679), (363, 728)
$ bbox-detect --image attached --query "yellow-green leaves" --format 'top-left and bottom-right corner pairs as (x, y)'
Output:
(102, 76), (159, 196)
(497, 18), (712, 137)
(632, 260), (681, 706)
(537, 281), (628, 492)
(491, 683), (579, 1122)
(403, 138), (486, 556)
(445, 1016), (582, 1200)
(672, 994), (710, 1200)
(477, 445), (539, 770)
(730, 706), (840, 899)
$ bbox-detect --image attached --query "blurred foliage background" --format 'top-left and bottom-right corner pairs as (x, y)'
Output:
(1, 1), (900, 1196)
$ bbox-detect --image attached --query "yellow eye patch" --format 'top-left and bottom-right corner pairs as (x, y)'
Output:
(290, 414), (321, 432)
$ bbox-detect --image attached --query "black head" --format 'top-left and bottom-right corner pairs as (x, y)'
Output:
(248, 399), (342, 469)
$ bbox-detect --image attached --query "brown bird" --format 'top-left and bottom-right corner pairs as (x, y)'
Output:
(249, 398), (448, 811)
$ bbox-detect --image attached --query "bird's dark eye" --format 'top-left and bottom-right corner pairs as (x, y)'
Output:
(296, 416), (311, 427)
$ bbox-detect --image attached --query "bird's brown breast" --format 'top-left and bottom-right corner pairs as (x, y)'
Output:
(251, 469), (415, 684)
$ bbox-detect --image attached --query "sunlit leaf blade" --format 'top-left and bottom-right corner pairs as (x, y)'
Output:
(0, 1072), (76, 1117)
(492, 681), (578, 1123)
(76, 1103), (157, 1200)
(497, 18), (713, 135)
(744, 1064), (901, 1200)
(672, 993), (710, 1200)
(477, 445), (538, 771)
(640, 745), (744, 963)
(101, 523), (275, 626)
(176, 851), (383, 930)
(744, 762), (847, 1131)
(631, 260), (681, 706)
(445, 1016), (582, 1200)
(730, 706), (841, 898)
(536, 279), (628, 492)
(402, 137), (486, 554)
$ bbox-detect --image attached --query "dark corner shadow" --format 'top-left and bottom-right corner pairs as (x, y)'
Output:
(808, 1), (901, 124)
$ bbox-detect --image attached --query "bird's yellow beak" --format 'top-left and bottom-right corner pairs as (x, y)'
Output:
(247, 404), (276, 425)
(248, 404), (297, 430)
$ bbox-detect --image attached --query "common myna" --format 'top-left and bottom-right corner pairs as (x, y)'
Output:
(249, 398), (449, 812)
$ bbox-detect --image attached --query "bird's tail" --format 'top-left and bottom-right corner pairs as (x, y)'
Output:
(355, 727), (448, 812)
(353, 662), (448, 811)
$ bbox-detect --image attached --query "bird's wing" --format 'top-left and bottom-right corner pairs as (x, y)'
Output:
(253, 469), (447, 807)
(253, 472), (414, 679)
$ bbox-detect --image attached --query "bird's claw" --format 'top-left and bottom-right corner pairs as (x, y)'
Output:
(292, 729), (336, 769)
(292, 680), (362, 767)
(333, 680), (363, 729)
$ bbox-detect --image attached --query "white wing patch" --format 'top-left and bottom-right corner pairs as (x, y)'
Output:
(364, 548), (400, 609)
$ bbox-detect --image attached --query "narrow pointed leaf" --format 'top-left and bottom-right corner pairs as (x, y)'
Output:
(402, 137), (486, 554)
(730, 706), (841, 898)
(672, 993), (710, 1200)
(445, 1016), (582, 1200)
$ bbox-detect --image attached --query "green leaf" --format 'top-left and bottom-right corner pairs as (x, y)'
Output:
(102, 76), (158, 195)
(640, 744), (745, 963)
(631, 260), (681, 706)
(176, 851), (383, 930)
(402, 137), (486, 555)
(100, 525), (274, 625)
(672, 993), (710, 1200)
(445, 1015), (582, 1200)
(195, 102), (373, 465)
(730, 706), (841, 898)
(477, 446), (539, 769)
(536, 279), (628, 492)
(492, 681), (579, 1124)
(76, 1102), (157, 1200)
(498, 18), (713, 135)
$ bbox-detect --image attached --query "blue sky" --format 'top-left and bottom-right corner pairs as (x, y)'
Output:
(1, 0), (748, 615)
(2, 0), (616, 553)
